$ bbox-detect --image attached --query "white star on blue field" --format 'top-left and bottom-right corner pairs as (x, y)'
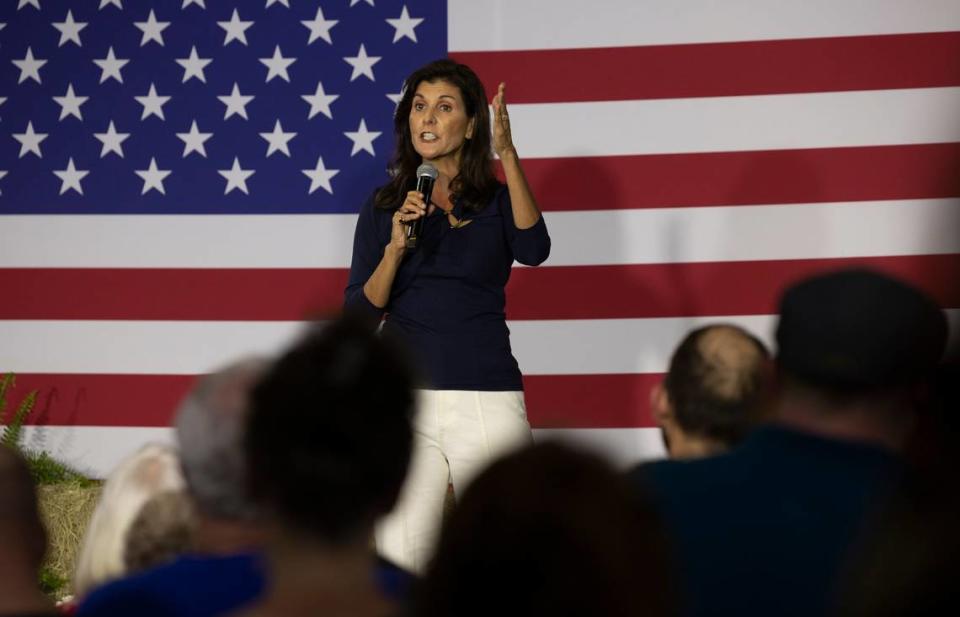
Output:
(0, 1), (446, 213)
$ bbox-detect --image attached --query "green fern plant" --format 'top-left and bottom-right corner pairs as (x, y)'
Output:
(0, 372), (38, 450)
(0, 373), (92, 486)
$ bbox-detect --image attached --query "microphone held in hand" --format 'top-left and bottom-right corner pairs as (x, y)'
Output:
(406, 163), (438, 249)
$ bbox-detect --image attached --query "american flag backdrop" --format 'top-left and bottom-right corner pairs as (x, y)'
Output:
(2, 0), (960, 477)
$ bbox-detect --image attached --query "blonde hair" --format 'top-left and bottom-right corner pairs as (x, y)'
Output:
(73, 443), (184, 597)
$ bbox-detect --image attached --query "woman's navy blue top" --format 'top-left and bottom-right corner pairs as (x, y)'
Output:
(344, 184), (550, 391)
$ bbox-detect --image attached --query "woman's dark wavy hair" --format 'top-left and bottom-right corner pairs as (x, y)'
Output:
(375, 59), (498, 213)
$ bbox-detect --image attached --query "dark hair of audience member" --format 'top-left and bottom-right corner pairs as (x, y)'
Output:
(245, 313), (417, 544)
(411, 442), (678, 617)
(775, 269), (947, 401)
(664, 324), (771, 446)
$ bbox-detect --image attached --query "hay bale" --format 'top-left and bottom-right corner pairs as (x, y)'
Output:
(37, 482), (101, 597)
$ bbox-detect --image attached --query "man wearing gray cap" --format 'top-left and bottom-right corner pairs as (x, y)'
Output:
(628, 268), (948, 617)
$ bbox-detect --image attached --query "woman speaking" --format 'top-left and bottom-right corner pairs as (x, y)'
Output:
(344, 59), (550, 572)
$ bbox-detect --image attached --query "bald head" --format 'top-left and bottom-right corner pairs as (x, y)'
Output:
(696, 326), (769, 400)
(662, 325), (771, 448)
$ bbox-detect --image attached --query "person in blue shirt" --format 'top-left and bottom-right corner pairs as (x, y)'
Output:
(628, 269), (948, 617)
(344, 59), (550, 573)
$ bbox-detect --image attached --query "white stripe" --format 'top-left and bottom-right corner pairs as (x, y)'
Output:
(6, 312), (958, 375)
(0, 320), (306, 374)
(449, 0), (960, 51)
(3, 198), (957, 268)
(0, 317), (769, 375)
(17, 426), (175, 480)
(545, 198), (960, 266)
(12, 426), (661, 478)
(0, 318), (750, 375)
(0, 213), (359, 268)
(519, 311), (960, 374)
(510, 88), (960, 158)
(515, 316), (775, 375)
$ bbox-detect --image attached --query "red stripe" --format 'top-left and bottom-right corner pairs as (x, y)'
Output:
(11, 374), (192, 428)
(506, 254), (960, 320)
(1, 255), (957, 321)
(524, 373), (658, 429)
(10, 373), (658, 429)
(453, 32), (960, 104)
(0, 268), (350, 321)
(511, 143), (960, 211)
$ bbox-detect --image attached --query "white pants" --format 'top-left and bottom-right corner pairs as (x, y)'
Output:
(375, 389), (533, 573)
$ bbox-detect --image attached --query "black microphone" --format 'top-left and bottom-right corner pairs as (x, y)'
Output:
(406, 163), (438, 249)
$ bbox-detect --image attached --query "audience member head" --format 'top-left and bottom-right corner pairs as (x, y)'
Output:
(175, 356), (268, 523)
(73, 443), (183, 597)
(123, 489), (196, 574)
(774, 268), (947, 449)
(246, 313), (417, 546)
(412, 442), (677, 617)
(0, 444), (52, 614)
(653, 324), (771, 457)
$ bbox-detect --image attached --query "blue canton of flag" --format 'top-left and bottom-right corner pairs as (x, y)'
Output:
(0, 0), (446, 214)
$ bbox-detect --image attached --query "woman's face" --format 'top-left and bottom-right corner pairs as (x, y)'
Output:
(409, 79), (475, 169)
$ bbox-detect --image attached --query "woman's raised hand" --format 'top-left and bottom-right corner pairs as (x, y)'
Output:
(492, 82), (516, 160)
